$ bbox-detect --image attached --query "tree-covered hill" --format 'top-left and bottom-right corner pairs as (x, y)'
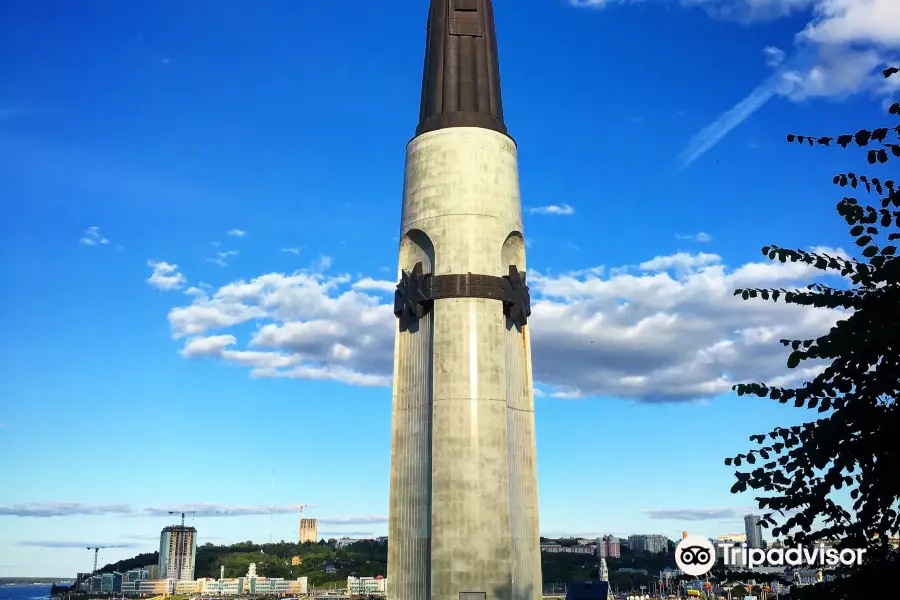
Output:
(97, 540), (387, 587)
(98, 539), (673, 590)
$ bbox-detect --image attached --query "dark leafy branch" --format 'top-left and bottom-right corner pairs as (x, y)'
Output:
(726, 66), (900, 600)
(784, 70), (900, 165)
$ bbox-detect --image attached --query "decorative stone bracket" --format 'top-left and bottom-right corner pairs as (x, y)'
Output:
(393, 263), (531, 331)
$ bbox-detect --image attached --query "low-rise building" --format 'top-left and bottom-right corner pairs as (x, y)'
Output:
(347, 575), (386, 596)
(196, 564), (309, 597)
(659, 568), (682, 580)
(541, 544), (596, 555)
(79, 572), (123, 594)
(122, 578), (173, 596)
(793, 569), (832, 586)
(174, 579), (201, 595)
(201, 578), (244, 596)
(123, 567), (153, 583)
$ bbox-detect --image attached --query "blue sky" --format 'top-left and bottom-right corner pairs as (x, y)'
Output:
(1, 0), (896, 578)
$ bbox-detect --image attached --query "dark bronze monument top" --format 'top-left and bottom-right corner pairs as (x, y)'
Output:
(415, 0), (508, 138)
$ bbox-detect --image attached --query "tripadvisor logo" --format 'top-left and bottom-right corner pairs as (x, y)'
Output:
(720, 543), (866, 569)
(675, 536), (867, 576)
(675, 536), (717, 576)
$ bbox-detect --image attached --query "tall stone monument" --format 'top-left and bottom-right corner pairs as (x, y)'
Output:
(387, 2), (542, 600)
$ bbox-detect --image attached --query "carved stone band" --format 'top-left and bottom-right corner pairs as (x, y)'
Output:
(394, 263), (532, 331)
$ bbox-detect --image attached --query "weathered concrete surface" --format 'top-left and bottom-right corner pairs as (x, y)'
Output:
(388, 127), (542, 600)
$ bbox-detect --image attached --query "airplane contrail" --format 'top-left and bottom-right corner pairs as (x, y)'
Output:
(675, 46), (815, 170)
(675, 74), (782, 170)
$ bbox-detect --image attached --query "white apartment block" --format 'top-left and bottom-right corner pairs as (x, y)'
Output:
(347, 576), (387, 596)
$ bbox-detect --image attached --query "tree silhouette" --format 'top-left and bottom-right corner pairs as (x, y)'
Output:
(726, 66), (899, 599)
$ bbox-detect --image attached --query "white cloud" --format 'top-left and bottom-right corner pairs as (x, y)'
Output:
(282, 247), (304, 255)
(776, 44), (890, 102)
(571, 0), (900, 49)
(764, 45), (786, 68)
(312, 255), (333, 271)
(645, 507), (758, 521)
(801, 0), (900, 47)
(227, 229), (246, 237)
(180, 334), (237, 358)
(639, 251), (720, 272)
(676, 232), (713, 243)
(207, 250), (239, 267)
(0, 502), (134, 517)
(568, 0), (818, 19)
(352, 278), (396, 293)
(18, 541), (138, 549)
(160, 249), (848, 402)
(527, 204), (575, 216)
(147, 260), (186, 291)
(79, 226), (110, 246)
(143, 503), (300, 517)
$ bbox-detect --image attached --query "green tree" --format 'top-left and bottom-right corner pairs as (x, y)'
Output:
(727, 66), (900, 599)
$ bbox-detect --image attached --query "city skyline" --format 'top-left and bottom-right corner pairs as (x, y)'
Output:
(1, 0), (889, 579)
(0, 506), (769, 577)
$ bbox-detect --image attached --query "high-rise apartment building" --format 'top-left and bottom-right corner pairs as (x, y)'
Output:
(744, 514), (763, 548)
(596, 535), (621, 558)
(299, 518), (318, 543)
(158, 526), (197, 581)
(627, 534), (669, 554)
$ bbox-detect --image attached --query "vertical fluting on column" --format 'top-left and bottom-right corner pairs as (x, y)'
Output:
(503, 232), (543, 600)
(388, 230), (435, 600)
(395, 126), (526, 600)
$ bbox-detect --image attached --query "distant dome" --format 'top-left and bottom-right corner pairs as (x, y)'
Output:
(375, 575), (384, 580)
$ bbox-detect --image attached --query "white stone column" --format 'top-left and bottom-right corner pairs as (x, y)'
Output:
(388, 127), (542, 600)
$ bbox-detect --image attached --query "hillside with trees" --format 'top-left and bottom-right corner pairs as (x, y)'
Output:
(99, 538), (674, 589)
(97, 540), (387, 588)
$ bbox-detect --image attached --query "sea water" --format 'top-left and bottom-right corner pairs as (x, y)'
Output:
(1, 585), (53, 600)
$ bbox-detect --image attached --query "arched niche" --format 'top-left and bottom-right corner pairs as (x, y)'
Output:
(399, 228), (436, 274)
(501, 231), (527, 333)
(501, 230), (525, 275)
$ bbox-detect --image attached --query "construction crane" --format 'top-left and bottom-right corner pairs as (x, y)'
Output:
(86, 546), (105, 574)
(167, 511), (196, 581)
